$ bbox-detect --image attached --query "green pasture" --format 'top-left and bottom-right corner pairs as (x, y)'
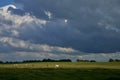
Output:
(0, 62), (120, 69)
(0, 62), (120, 80)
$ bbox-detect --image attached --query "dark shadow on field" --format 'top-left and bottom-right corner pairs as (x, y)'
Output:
(0, 68), (120, 80)
(106, 77), (120, 80)
(7, 77), (18, 80)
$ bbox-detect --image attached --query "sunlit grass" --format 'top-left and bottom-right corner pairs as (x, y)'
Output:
(0, 62), (120, 69)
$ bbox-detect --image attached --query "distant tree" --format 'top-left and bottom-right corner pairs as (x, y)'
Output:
(90, 60), (96, 62)
(84, 60), (90, 62)
(59, 59), (72, 62)
(109, 58), (114, 62)
(42, 59), (72, 62)
(76, 59), (80, 62)
(23, 60), (41, 63)
(114, 59), (120, 62)
(76, 59), (89, 62)
(42, 59), (55, 62)
(0, 61), (3, 64)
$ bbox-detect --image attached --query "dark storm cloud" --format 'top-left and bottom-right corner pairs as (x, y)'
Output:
(13, 0), (120, 53)
(0, 0), (120, 61)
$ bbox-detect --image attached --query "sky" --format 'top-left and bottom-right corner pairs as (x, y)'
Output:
(0, 0), (120, 61)
(0, 0), (13, 7)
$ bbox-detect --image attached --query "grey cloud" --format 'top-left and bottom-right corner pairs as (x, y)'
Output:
(0, 0), (120, 61)
(13, 0), (120, 53)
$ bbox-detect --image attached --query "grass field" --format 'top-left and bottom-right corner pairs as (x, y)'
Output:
(0, 62), (120, 80)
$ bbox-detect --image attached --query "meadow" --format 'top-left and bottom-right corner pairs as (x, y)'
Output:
(0, 62), (120, 80)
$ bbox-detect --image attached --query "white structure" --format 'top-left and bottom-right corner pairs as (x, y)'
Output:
(55, 64), (59, 68)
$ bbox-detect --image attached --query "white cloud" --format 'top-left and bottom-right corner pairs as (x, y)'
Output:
(57, 47), (76, 53)
(0, 6), (47, 26)
(0, 36), (78, 54)
(0, 37), (28, 49)
(64, 19), (68, 23)
(0, 4), (16, 12)
(44, 11), (52, 19)
(105, 25), (120, 32)
(0, 37), (119, 62)
(11, 30), (19, 36)
(0, 6), (47, 38)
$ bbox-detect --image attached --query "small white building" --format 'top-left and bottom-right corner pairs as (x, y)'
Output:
(55, 64), (59, 68)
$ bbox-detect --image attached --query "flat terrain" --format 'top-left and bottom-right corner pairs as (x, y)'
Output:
(0, 62), (120, 80)
(0, 62), (120, 69)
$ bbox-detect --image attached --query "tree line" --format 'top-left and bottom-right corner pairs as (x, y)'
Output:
(109, 58), (120, 62)
(0, 58), (120, 64)
(77, 59), (120, 62)
(76, 59), (96, 62)
(0, 59), (72, 64)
